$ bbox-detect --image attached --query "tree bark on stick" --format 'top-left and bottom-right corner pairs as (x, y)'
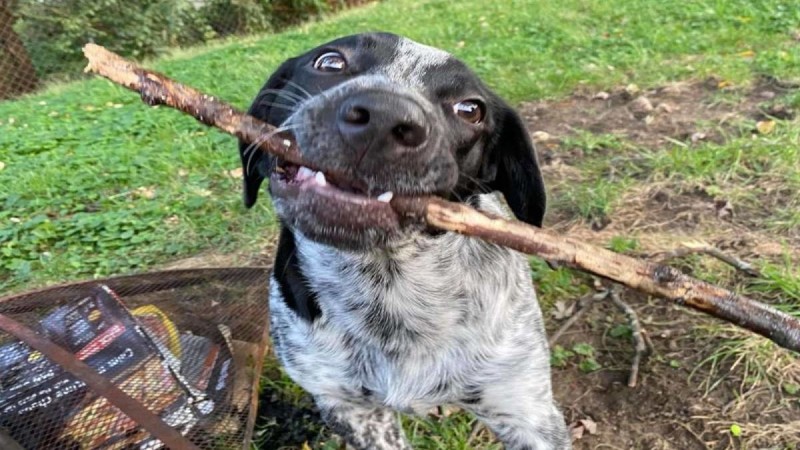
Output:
(82, 43), (800, 353)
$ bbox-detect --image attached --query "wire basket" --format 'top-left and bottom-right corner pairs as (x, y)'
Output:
(0, 267), (270, 450)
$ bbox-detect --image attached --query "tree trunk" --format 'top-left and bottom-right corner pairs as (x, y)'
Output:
(0, 1), (38, 99)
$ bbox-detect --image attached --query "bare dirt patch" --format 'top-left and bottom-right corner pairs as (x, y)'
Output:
(521, 76), (796, 156)
(531, 77), (799, 449)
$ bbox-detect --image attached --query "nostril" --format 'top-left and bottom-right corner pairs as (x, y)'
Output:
(342, 106), (370, 125)
(391, 122), (427, 148)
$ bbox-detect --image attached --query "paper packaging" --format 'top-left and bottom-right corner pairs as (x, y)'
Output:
(0, 285), (231, 449)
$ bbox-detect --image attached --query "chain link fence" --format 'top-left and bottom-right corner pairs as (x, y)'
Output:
(0, 0), (369, 101)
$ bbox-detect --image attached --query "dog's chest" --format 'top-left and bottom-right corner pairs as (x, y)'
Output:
(270, 235), (543, 412)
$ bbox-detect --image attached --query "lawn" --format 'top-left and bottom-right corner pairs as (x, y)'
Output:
(1, 0), (799, 448)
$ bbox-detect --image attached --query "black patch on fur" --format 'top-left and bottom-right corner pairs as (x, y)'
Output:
(274, 226), (322, 322)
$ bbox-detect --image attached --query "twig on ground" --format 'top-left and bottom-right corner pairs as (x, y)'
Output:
(549, 291), (608, 346)
(654, 242), (761, 277)
(82, 44), (800, 353)
(467, 420), (485, 447)
(607, 288), (651, 388)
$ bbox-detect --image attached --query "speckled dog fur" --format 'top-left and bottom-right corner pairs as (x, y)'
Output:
(239, 33), (571, 449)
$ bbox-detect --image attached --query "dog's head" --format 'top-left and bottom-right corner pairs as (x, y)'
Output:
(239, 32), (545, 249)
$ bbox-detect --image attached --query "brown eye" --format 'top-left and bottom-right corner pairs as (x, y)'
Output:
(313, 52), (346, 72)
(453, 100), (484, 124)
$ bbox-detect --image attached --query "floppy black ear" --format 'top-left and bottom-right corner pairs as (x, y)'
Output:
(483, 104), (547, 227)
(239, 57), (298, 208)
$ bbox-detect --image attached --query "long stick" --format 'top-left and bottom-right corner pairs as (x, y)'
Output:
(82, 44), (800, 352)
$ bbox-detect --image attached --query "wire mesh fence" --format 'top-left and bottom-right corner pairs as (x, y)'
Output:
(0, 0), (371, 101)
(0, 267), (271, 450)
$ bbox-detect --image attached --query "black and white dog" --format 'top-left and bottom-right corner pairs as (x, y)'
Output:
(239, 33), (571, 450)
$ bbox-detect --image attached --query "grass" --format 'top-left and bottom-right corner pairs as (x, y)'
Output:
(1, 0), (799, 448)
(2, 0), (799, 291)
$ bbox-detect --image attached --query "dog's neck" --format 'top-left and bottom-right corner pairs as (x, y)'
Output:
(290, 193), (537, 353)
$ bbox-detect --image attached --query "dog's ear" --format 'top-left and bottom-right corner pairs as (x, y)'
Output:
(481, 103), (546, 227)
(239, 57), (298, 208)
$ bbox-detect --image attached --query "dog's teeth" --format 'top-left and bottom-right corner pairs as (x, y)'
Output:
(315, 171), (327, 186)
(377, 191), (394, 203)
(275, 166), (286, 174)
(282, 139), (292, 147)
(297, 166), (314, 179)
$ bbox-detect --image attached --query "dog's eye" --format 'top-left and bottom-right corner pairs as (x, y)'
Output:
(453, 100), (485, 124)
(313, 52), (346, 72)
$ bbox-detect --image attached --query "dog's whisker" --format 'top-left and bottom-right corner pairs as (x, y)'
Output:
(255, 88), (306, 105)
(242, 123), (301, 160)
(284, 80), (314, 99)
(243, 125), (300, 176)
(253, 101), (300, 113)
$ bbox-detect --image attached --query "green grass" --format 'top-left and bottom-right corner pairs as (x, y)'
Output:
(2, 0), (799, 291)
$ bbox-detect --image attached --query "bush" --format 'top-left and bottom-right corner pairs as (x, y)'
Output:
(16, 0), (213, 78)
(12, 0), (372, 82)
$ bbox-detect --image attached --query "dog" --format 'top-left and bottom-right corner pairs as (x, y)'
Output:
(238, 32), (571, 450)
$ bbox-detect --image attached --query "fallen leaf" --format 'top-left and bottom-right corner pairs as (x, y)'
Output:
(551, 300), (576, 320)
(0, 161), (5, 171)
(579, 418), (598, 435)
(134, 186), (156, 199)
(756, 120), (776, 134)
(531, 131), (553, 143)
(690, 132), (707, 143)
(570, 424), (585, 440)
(593, 91), (610, 100)
(624, 83), (640, 96)
(717, 80), (733, 89)
(178, 169), (189, 177)
(227, 167), (244, 178)
(715, 199), (734, 219)
(738, 49), (755, 58)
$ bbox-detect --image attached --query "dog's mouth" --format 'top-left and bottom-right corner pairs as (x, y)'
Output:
(269, 158), (405, 247)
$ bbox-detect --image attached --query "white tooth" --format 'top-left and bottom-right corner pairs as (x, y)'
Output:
(297, 166), (314, 179)
(282, 139), (292, 147)
(377, 191), (394, 203)
(315, 171), (327, 186)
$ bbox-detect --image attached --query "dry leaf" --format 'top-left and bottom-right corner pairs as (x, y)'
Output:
(194, 188), (213, 197)
(593, 91), (610, 100)
(570, 424), (584, 440)
(738, 49), (755, 58)
(227, 167), (244, 178)
(531, 131), (553, 143)
(756, 120), (776, 134)
(690, 132), (707, 143)
(579, 418), (598, 435)
(551, 301), (576, 320)
(134, 186), (156, 199)
(0, 161), (5, 171)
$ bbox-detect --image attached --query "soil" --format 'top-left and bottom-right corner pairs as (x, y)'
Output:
(178, 77), (799, 449)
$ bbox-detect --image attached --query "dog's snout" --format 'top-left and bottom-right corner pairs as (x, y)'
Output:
(337, 92), (429, 150)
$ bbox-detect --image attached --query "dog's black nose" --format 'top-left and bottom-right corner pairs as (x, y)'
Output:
(337, 92), (428, 150)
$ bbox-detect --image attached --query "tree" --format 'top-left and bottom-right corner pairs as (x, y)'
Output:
(0, 0), (38, 99)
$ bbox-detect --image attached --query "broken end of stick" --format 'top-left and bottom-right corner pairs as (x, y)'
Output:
(82, 43), (141, 88)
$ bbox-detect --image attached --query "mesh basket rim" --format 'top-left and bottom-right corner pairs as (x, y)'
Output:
(0, 266), (271, 305)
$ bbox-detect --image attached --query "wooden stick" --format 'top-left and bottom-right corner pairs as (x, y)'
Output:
(608, 288), (651, 388)
(82, 44), (800, 353)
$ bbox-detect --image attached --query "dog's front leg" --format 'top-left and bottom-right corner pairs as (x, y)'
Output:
(462, 378), (572, 450)
(316, 396), (412, 450)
